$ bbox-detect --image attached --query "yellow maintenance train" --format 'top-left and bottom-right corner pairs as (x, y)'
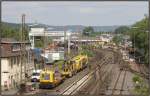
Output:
(39, 54), (88, 89)
(61, 54), (88, 77)
(39, 69), (65, 89)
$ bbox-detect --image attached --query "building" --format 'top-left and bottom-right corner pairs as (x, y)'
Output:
(1, 38), (34, 90)
(99, 34), (113, 43)
(28, 24), (78, 49)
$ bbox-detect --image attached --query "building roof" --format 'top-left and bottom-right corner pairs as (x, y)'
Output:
(46, 28), (65, 32)
(29, 23), (47, 28)
(1, 38), (31, 58)
(1, 38), (30, 44)
(1, 46), (21, 57)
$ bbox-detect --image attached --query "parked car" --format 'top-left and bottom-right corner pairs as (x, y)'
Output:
(31, 69), (42, 82)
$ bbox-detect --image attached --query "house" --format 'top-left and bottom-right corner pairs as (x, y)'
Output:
(0, 38), (34, 90)
(99, 34), (113, 43)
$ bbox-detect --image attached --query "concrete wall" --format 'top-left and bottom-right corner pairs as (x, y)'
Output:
(1, 58), (9, 90)
(1, 56), (34, 91)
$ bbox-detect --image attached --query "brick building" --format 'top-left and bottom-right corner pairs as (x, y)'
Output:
(0, 38), (34, 90)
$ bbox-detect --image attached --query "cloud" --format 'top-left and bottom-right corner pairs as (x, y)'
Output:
(2, 1), (148, 26)
(79, 7), (96, 14)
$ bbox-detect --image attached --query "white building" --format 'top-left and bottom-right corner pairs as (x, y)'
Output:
(1, 38), (34, 90)
(28, 24), (75, 49)
(99, 34), (113, 43)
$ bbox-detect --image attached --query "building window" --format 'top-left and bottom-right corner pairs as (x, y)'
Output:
(17, 57), (19, 65)
(14, 57), (16, 65)
(10, 57), (13, 68)
(12, 44), (21, 52)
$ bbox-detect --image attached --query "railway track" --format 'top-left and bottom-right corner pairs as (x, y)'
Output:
(60, 72), (90, 95)
(101, 49), (131, 96)
(29, 48), (127, 96)
(73, 50), (115, 95)
(60, 66), (104, 95)
(35, 49), (106, 95)
(60, 49), (113, 95)
(111, 69), (127, 95)
(110, 58), (128, 95)
(120, 70), (127, 95)
(69, 50), (125, 95)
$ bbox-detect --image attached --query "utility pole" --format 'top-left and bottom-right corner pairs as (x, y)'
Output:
(64, 26), (67, 61)
(44, 29), (46, 69)
(23, 14), (26, 82)
(77, 27), (80, 55)
(67, 31), (71, 56)
(20, 14), (26, 84)
(0, 1), (2, 95)
(134, 29), (135, 59)
(148, 1), (150, 94)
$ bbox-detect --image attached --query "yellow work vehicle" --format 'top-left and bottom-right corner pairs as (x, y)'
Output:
(39, 69), (65, 89)
(72, 54), (88, 71)
(61, 55), (88, 77)
(61, 61), (77, 77)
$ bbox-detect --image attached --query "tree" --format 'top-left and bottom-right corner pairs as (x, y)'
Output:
(1, 22), (29, 41)
(35, 37), (44, 48)
(82, 26), (94, 36)
(129, 17), (149, 65)
(115, 26), (130, 35)
(112, 35), (123, 45)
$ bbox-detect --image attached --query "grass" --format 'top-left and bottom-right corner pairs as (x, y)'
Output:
(132, 75), (149, 96)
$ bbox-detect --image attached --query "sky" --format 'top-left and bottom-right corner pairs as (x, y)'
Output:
(2, 1), (149, 26)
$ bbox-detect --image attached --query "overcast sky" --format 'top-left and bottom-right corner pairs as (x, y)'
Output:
(2, 1), (148, 26)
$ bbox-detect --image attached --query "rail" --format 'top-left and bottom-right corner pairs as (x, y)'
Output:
(61, 53), (111, 95)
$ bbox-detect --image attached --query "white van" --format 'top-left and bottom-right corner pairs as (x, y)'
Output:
(31, 69), (42, 82)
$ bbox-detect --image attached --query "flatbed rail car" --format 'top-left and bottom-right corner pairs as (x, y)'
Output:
(39, 69), (65, 89)
(61, 54), (88, 77)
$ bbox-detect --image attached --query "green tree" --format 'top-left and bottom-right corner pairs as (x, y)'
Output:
(1, 22), (29, 41)
(35, 37), (44, 48)
(115, 26), (130, 35)
(129, 17), (148, 65)
(112, 35), (123, 45)
(82, 26), (94, 36)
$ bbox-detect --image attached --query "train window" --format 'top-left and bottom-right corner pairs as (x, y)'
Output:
(41, 74), (44, 79)
(44, 74), (50, 80)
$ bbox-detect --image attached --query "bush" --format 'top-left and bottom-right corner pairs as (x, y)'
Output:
(81, 49), (94, 57)
(132, 75), (149, 96)
(132, 75), (143, 83)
